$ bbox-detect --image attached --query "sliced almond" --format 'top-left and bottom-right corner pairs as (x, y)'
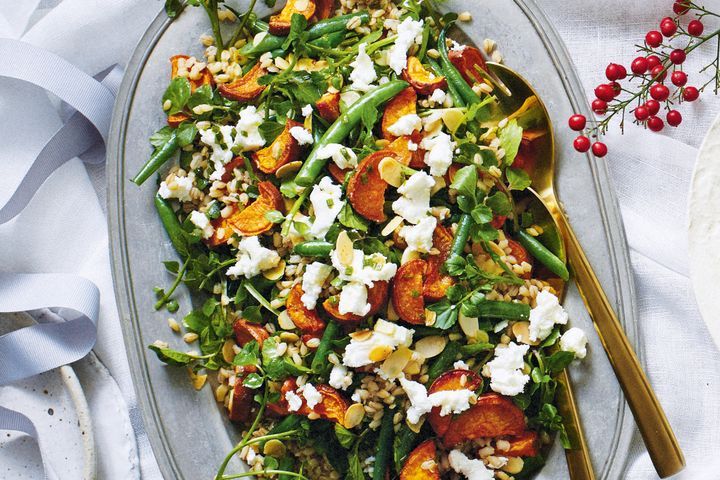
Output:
(263, 439), (287, 457)
(253, 31), (268, 47)
(381, 216), (404, 237)
(343, 403), (366, 429)
(489, 241), (506, 258)
(431, 176), (446, 195)
(406, 416), (425, 433)
(349, 329), (373, 341)
(378, 156), (404, 187)
(401, 248), (421, 265)
(369, 345), (393, 362)
(380, 346), (413, 378)
(458, 313), (480, 339)
(511, 321), (540, 346)
(222, 339), (237, 363)
(336, 230), (354, 266)
(424, 308), (437, 327)
(278, 310), (296, 330)
(276, 160), (303, 179)
(386, 300), (400, 321)
(215, 383), (229, 402)
(188, 368), (208, 390)
(403, 360), (421, 375)
(262, 259), (286, 281)
(502, 457), (524, 474)
(414, 336), (447, 359)
(303, 112), (313, 131)
(374, 320), (396, 335)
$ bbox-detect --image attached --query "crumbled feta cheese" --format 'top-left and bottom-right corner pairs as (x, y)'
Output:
(349, 43), (377, 91)
(399, 216), (437, 253)
(422, 111), (444, 135)
(448, 450), (494, 480)
(560, 327), (588, 359)
(330, 249), (397, 286)
(289, 126), (313, 145)
(430, 89), (447, 104)
(343, 319), (414, 367)
(301, 104), (313, 117)
(399, 378), (433, 424)
(339, 281), (370, 316)
(399, 378), (475, 424)
(388, 18), (424, 75)
(329, 364), (353, 390)
(158, 176), (193, 202)
(316, 143), (358, 170)
(235, 105), (266, 151)
(378, 76), (389, 85)
(285, 390), (303, 412)
(340, 90), (362, 108)
(450, 40), (466, 52)
(529, 290), (568, 341)
(392, 171), (435, 224)
(301, 262), (332, 310)
(301, 383), (322, 409)
(421, 131), (456, 176)
(387, 114), (422, 136)
(453, 360), (470, 370)
(486, 342), (530, 396)
(189, 210), (214, 239)
(407, 140), (418, 151)
(309, 177), (345, 239)
(226, 236), (280, 278)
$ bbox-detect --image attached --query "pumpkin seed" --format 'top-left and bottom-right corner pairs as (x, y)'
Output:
(414, 336), (447, 359)
(343, 403), (366, 429)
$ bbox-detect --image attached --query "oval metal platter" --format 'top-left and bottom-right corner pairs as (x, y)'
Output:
(108, 1), (639, 478)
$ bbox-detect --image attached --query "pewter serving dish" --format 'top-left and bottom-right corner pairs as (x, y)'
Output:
(108, 1), (638, 478)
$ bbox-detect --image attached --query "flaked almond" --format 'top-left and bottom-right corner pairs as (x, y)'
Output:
(431, 176), (446, 195)
(349, 329), (373, 341)
(406, 416), (425, 433)
(403, 360), (421, 375)
(263, 439), (287, 457)
(189, 369), (208, 390)
(278, 310), (296, 330)
(511, 321), (540, 346)
(378, 156), (404, 187)
(401, 248), (421, 265)
(414, 335), (447, 359)
(424, 308), (437, 327)
(222, 339), (237, 363)
(276, 160), (303, 179)
(262, 259), (286, 281)
(502, 457), (524, 474)
(343, 403), (366, 429)
(458, 312), (480, 339)
(369, 345), (393, 362)
(386, 300), (400, 321)
(279, 331), (300, 343)
(336, 230), (354, 266)
(380, 346), (413, 378)
(215, 383), (229, 402)
(374, 320), (396, 335)
(441, 108), (465, 132)
(381, 215), (404, 237)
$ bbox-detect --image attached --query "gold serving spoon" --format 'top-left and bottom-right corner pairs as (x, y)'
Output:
(486, 62), (685, 478)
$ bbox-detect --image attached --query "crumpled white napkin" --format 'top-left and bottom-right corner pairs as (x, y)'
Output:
(1, 0), (719, 478)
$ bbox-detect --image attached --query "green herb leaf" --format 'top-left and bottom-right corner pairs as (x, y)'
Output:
(498, 119), (523, 166)
(186, 84), (213, 110)
(149, 344), (207, 366)
(334, 423), (357, 449)
(164, 0), (183, 17)
(233, 340), (260, 367)
(264, 210), (286, 224)
(162, 77), (192, 115)
(176, 122), (198, 147)
(507, 167), (531, 191)
(243, 372), (265, 388)
(546, 350), (576, 373)
(426, 299), (459, 330)
(485, 191), (512, 216)
(259, 121), (285, 143)
(471, 204), (493, 224)
(450, 165), (478, 198)
(338, 203), (369, 232)
(149, 126), (174, 148)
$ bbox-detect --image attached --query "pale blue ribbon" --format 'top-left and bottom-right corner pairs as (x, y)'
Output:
(0, 38), (122, 479)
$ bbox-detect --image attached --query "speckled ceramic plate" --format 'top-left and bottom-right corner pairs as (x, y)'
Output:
(108, 1), (640, 478)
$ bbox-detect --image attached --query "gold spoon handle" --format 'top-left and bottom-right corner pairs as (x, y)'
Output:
(554, 211), (685, 478)
(556, 370), (596, 480)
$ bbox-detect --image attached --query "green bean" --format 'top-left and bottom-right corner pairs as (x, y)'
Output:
(293, 241), (333, 257)
(132, 130), (179, 185)
(460, 342), (495, 356)
(295, 80), (408, 187)
(438, 23), (482, 105)
(311, 320), (341, 379)
(475, 300), (530, 320)
(517, 231), (570, 281)
(373, 406), (396, 480)
(448, 213), (473, 258)
(427, 57), (464, 107)
(393, 423), (419, 473)
(154, 195), (185, 254)
(427, 340), (460, 384)
(308, 30), (346, 49)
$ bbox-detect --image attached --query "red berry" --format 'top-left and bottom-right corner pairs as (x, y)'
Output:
(595, 84), (616, 102)
(592, 98), (608, 114)
(646, 30), (663, 47)
(688, 20), (704, 36)
(605, 63), (627, 81)
(568, 114), (587, 131)
(631, 57), (649, 75)
(670, 49), (687, 64)
(651, 65), (667, 82)
(660, 17), (678, 37)
(610, 81), (622, 97)
(574, 135), (591, 153)
(673, 1), (690, 14)
(683, 86), (700, 102)
(671, 70), (687, 87)
(592, 142), (608, 157)
(648, 116), (664, 132)
(634, 105), (650, 121)
(650, 83), (670, 101)
(645, 99), (661, 115)
(646, 55), (662, 70)
(667, 110), (682, 126)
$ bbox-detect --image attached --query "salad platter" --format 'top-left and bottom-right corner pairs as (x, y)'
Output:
(108, 0), (639, 478)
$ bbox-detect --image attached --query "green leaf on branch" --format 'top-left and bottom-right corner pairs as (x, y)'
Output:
(162, 77), (192, 115)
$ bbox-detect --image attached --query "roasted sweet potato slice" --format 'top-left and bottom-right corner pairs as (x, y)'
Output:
(218, 63), (267, 102)
(423, 225), (456, 301)
(314, 0), (334, 19)
(287, 284), (326, 334)
(443, 393), (527, 447)
(381, 87), (418, 140)
(402, 56), (448, 95)
(269, 0), (316, 35)
(448, 46), (488, 86)
(269, 378), (349, 424)
(228, 366), (259, 423)
(227, 181), (284, 237)
(316, 92), (341, 122)
(392, 259), (427, 325)
(507, 239), (532, 279)
(400, 439), (440, 480)
(168, 112), (191, 128)
(388, 133), (425, 170)
(505, 430), (539, 458)
(322, 281), (389, 323)
(233, 318), (270, 347)
(252, 119), (303, 174)
(427, 369), (483, 436)
(170, 54), (214, 92)
(327, 162), (349, 184)
(347, 150), (395, 222)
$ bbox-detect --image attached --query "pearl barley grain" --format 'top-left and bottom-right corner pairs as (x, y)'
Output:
(459, 11), (472, 22)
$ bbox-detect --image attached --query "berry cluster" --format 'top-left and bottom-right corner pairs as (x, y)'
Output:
(568, 1), (719, 157)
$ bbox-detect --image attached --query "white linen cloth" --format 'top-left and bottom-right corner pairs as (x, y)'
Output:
(0, 0), (719, 478)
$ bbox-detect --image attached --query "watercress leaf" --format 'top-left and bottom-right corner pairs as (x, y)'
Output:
(242, 305), (263, 323)
(233, 340), (260, 367)
(346, 449), (366, 480)
(445, 284), (466, 303)
(338, 203), (369, 232)
(471, 204), (493, 224)
(280, 178), (301, 198)
(186, 83), (213, 109)
(485, 191), (512, 216)
(162, 77), (191, 115)
(507, 167), (531, 191)
(259, 120), (285, 143)
(456, 194), (476, 213)
(149, 126), (174, 148)
(264, 210), (285, 224)
(176, 122), (198, 147)
(444, 254), (466, 277)
(243, 372), (265, 389)
(163, 261), (180, 274)
(472, 223), (499, 242)
(540, 328), (561, 348)
(427, 299), (459, 330)
(166, 299), (179, 313)
(334, 423), (357, 449)
(546, 350), (576, 373)
(149, 344), (196, 366)
(183, 309), (209, 332)
(498, 118), (523, 166)
(164, 0), (183, 17)
(450, 165), (477, 198)
(460, 342), (494, 356)
(202, 297), (220, 316)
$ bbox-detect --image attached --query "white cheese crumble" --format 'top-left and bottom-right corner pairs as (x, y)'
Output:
(399, 216), (437, 253)
(448, 450), (494, 480)
(421, 131), (456, 176)
(453, 360), (470, 370)
(430, 89), (447, 104)
(339, 281), (371, 317)
(399, 378), (475, 424)
(301, 262), (332, 310)
(343, 319), (414, 367)
(392, 171), (435, 224)
(285, 390), (303, 412)
(329, 364), (353, 390)
(301, 104), (313, 117)
(331, 249), (397, 286)
(407, 140), (418, 151)
(560, 327), (588, 359)
(486, 342), (530, 396)
(309, 177), (345, 239)
(316, 143), (358, 170)
(189, 210), (214, 239)
(235, 105), (266, 151)
(301, 383), (322, 409)
(529, 290), (569, 341)
(289, 126), (313, 145)
(387, 114), (422, 136)
(158, 176), (193, 202)
(388, 17), (424, 75)
(340, 90), (362, 108)
(349, 43), (377, 91)
(226, 236), (280, 278)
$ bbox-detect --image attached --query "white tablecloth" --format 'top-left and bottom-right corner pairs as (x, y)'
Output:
(1, 0), (719, 478)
